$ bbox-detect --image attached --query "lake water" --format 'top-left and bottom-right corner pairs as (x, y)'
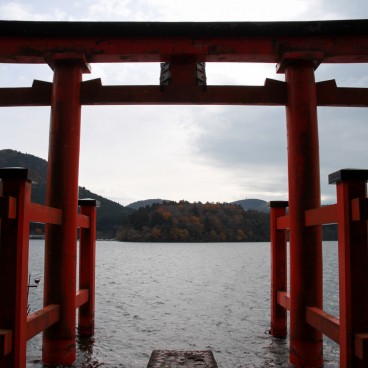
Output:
(26, 241), (340, 368)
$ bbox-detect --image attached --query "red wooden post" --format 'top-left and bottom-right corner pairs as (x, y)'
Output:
(0, 168), (32, 368)
(279, 54), (323, 367)
(329, 169), (368, 368)
(270, 201), (288, 338)
(42, 57), (89, 365)
(78, 199), (98, 337)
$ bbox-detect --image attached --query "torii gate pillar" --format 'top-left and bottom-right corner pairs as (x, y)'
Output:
(42, 56), (90, 365)
(278, 54), (323, 367)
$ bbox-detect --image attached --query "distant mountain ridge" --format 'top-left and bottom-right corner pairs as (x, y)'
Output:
(128, 199), (168, 210)
(128, 198), (270, 212)
(231, 199), (269, 212)
(0, 149), (133, 238)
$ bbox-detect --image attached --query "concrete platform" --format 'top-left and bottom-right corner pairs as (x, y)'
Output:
(146, 350), (218, 368)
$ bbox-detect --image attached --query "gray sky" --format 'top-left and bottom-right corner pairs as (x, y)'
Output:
(0, 0), (368, 205)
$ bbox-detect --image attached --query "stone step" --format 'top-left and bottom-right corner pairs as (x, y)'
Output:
(146, 350), (218, 368)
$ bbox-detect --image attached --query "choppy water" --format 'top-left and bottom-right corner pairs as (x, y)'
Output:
(26, 241), (339, 367)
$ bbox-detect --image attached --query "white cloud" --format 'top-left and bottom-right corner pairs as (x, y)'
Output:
(0, 1), (69, 21)
(1, 0), (366, 22)
(85, 0), (165, 21)
(0, 107), (50, 160)
(87, 0), (134, 20)
(0, 2), (32, 19)
(142, 0), (320, 21)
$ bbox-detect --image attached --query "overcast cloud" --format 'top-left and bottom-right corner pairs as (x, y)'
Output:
(0, 1), (367, 205)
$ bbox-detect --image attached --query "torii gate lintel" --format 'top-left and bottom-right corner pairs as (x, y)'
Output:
(1, 19), (368, 368)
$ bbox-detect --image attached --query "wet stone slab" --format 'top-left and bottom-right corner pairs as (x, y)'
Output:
(146, 350), (219, 368)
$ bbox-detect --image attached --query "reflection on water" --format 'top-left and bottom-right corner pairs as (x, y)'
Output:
(27, 241), (339, 368)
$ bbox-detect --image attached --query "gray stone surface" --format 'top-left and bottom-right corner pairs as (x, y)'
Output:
(146, 350), (218, 368)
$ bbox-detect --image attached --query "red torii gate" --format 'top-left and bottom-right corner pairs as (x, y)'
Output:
(0, 19), (368, 368)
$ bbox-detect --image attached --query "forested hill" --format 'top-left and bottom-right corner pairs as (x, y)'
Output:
(116, 201), (270, 242)
(127, 198), (166, 210)
(1, 149), (337, 242)
(232, 198), (269, 212)
(128, 198), (271, 212)
(0, 149), (133, 238)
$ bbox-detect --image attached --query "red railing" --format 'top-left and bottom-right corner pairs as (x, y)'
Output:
(0, 167), (98, 368)
(270, 169), (368, 368)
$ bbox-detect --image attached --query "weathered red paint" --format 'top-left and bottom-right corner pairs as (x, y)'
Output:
(0, 196), (17, 218)
(42, 60), (84, 365)
(355, 334), (368, 362)
(330, 169), (368, 368)
(350, 197), (368, 222)
(76, 289), (89, 308)
(29, 202), (62, 225)
(270, 201), (288, 338)
(26, 305), (60, 341)
(81, 79), (288, 105)
(0, 169), (31, 368)
(1, 20), (368, 64)
(77, 213), (90, 228)
(316, 80), (368, 107)
(271, 169), (368, 367)
(284, 59), (323, 367)
(3, 78), (368, 107)
(277, 291), (290, 311)
(0, 329), (12, 357)
(78, 199), (98, 337)
(1, 19), (368, 368)
(306, 307), (340, 344)
(304, 204), (338, 226)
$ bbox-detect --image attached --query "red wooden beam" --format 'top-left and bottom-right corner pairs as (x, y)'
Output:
(284, 59), (323, 368)
(329, 169), (368, 368)
(1, 20), (368, 63)
(276, 214), (289, 230)
(78, 199), (98, 337)
(80, 78), (287, 106)
(351, 197), (368, 221)
(306, 307), (340, 344)
(76, 289), (89, 308)
(26, 305), (60, 341)
(270, 201), (288, 338)
(355, 333), (368, 361)
(0, 330), (12, 357)
(2, 78), (368, 107)
(29, 202), (62, 225)
(0, 168), (32, 368)
(26, 294), (88, 342)
(277, 291), (290, 311)
(43, 60), (84, 366)
(305, 204), (338, 226)
(317, 80), (368, 107)
(1, 196), (63, 225)
(0, 196), (17, 219)
(77, 214), (90, 229)
(0, 36), (268, 63)
(0, 80), (52, 107)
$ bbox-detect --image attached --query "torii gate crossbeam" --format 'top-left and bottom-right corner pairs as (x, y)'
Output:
(1, 20), (368, 63)
(0, 19), (368, 368)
